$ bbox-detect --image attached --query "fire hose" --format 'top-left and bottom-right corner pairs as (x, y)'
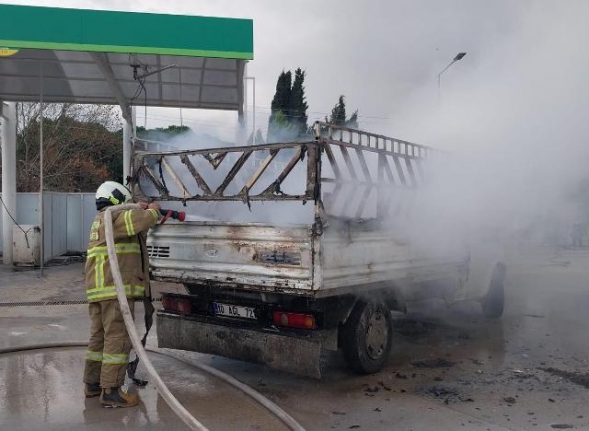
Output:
(105, 204), (208, 430)
(0, 342), (305, 431)
(0, 204), (306, 431)
(104, 203), (306, 431)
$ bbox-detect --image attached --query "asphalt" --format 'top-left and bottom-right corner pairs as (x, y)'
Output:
(1, 245), (588, 430)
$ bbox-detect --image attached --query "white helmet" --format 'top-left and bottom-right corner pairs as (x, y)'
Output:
(95, 181), (132, 210)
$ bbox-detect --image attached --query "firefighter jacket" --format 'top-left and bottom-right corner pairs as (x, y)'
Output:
(85, 207), (160, 303)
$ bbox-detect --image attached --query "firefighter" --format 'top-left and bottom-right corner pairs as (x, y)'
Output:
(83, 181), (160, 407)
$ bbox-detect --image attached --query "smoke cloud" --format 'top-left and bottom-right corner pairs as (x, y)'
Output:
(385, 1), (589, 253)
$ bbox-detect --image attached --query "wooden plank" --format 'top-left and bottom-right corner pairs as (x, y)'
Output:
(180, 154), (212, 195)
(161, 156), (190, 199)
(215, 150), (253, 195)
(242, 149), (279, 191)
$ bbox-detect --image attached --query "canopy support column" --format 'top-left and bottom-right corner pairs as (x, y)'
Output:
(1, 101), (17, 265)
(123, 115), (133, 185)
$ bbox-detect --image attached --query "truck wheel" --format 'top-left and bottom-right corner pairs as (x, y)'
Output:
(341, 300), (393, 374)
(481, 262), (506, 318)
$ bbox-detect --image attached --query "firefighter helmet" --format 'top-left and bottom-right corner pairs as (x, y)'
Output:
(95, 181), (132, 210)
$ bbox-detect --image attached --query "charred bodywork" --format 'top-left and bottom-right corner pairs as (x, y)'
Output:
(130, 123), (484, 378)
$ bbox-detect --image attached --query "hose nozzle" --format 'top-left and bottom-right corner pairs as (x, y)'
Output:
(159, 209), (186, 222)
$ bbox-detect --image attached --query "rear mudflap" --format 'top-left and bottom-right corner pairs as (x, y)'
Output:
(156, 313), (334, 378)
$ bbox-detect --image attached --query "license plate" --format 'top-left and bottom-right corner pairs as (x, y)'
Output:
(212, 302), (256, 320)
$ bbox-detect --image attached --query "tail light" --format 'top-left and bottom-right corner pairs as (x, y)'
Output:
(162, 296), (192, 314)
(272, 311), (316, 330)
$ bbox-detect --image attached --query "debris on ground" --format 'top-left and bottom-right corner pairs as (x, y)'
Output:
(411, 358), (456, 368)
(503, 397), (517, 404)
(509, 369), (536, 380)
(420, 385), (475, 404)
(427, 386), (458, 398)
(394, 319), (434, 337)
(541, 367), (589, 390)
(332, 411), (346, 416)
(378, 381), (392, 391)
(551, 425), (574, 429)
(395, 372), (408, 379)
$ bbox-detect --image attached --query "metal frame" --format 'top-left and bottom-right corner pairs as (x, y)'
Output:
(132, 141), (320, 204)
(130, 122), (431, 223)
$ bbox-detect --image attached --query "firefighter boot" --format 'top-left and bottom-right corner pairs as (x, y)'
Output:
(100, 387), (140, 408)
(84, 382), (102, 398)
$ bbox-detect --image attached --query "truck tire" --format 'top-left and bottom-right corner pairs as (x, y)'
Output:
(481, 262), (506, 319)
(341, 300), (393, 374)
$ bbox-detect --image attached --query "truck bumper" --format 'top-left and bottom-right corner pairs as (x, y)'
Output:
(157, 313), (333, 378)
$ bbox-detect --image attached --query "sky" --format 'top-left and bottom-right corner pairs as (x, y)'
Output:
(2, 1), (587, 145)
(0, 0), (534, 144)
(4, 0), (589, 243)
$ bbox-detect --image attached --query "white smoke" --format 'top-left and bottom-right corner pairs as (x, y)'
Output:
(383, 1), (589, 253)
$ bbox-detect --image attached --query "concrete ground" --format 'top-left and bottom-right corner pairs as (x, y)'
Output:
(1, 245), (588, 430)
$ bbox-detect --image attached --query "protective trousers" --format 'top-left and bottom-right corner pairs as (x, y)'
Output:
(83, 299), (135, 388)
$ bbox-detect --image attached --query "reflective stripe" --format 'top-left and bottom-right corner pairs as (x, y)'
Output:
(103, 353), (128, 365)
(87, 284), (145, 302)
(95, 255), (105, 290)
(148, 208), (160, 222)
(86, 350), (103, 362)
(87, 243), (140, 257)
(124, 210), (135, 236)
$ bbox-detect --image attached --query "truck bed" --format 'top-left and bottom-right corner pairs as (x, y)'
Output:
(147, 219), (468, 298)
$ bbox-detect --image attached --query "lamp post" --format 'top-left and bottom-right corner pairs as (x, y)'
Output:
(244, 76), (256, 144)
(438, 52), (466, 101)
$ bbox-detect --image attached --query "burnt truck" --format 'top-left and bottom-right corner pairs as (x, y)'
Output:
(130, 122), (506, 378)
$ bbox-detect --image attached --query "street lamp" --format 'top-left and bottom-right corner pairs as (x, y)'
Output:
(438, 52), (466, 100)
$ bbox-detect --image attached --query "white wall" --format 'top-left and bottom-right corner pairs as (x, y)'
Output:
(0, 192), (95, 261)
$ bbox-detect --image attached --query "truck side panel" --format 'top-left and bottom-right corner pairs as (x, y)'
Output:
(319, 224), (468, 295)
(147, 222), (316, 293)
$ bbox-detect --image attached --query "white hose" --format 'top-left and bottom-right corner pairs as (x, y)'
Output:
(104, 204), (209, 431)
(157, 348), (306, 431)
(0, 342), (306, 431)
(103, 204), (306, 431)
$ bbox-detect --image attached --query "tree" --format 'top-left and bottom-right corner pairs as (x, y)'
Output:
(267, 70), (292, 142)
(288, 68), (309, 136)
(136, 124), (190, 139)
(0, 103), (200, 193)
(267, 68), (309, 142)
(14, 103), (123, 192)
(327, 95), (359, 128)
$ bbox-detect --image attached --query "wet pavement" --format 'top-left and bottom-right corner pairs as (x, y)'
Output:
(1, 245), (588, 430)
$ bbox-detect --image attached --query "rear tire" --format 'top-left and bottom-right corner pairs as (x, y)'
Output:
(481, 262), (506, 318)
(341, 300), (393, 374)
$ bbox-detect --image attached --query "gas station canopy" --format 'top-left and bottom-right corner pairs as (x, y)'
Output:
(0, 4), (254, 266)
(0, 4), (254, 114)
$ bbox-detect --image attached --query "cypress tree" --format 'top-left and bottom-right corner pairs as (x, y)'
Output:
(327, 96), (359, 129)
(288, 68), (308, 137)
(330, 95), (347, 126)
(267, 71), (292, 142)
